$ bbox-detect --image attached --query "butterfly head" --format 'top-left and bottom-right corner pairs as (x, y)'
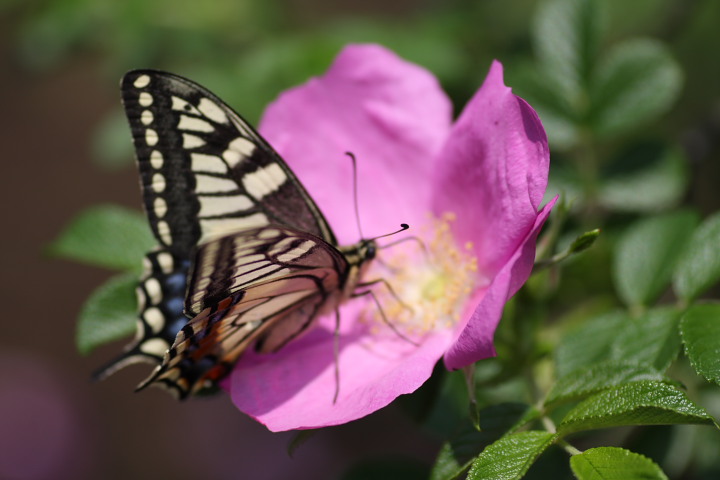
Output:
(343, 223), (410, 279)
(342, 238), (378, 270)
(362, 239), (377, 261)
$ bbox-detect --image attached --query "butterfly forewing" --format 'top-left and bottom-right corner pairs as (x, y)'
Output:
(121, 70), (336, 249)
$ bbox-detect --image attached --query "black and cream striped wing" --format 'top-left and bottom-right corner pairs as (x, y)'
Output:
(121, 69), (336, 251)
(97, 70), (338, 384)
(185, 226), (350, 316)
(140, 226), (349, 398)
(93, 250), (191, 381)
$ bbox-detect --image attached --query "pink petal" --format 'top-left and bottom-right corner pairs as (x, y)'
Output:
(444, 197), (557, 369)
(432, 61), (551, 279)
(259, 44), (453, 244)
(226, 313), (452, 432)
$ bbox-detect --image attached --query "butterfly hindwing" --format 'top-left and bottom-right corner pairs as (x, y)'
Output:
(185, 225), (349, 316)
(93, 249), (190, 381)
(139, 226), (349, 398)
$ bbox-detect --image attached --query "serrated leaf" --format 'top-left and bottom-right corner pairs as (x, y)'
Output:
(613, 211), (699, 308)
(598, 144), (688, 213)
(546, 362), (664, 408)
(680, 303), (720, 386)
(590, 39), (683, 137)
(532, 0), (601, 106)
(570, 447), (668, 480)
(611, 307), (682, 372)
(556, 311), (628, 378)
(430, 403), (532, 480)
(673, 212), (720, 302)
(50, 205), (154, 272)
(467, 431), (556, 480)
(557, 381), (715, 436)
(76, 273), (137, 355)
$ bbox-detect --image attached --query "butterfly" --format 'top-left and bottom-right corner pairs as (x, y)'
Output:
(94, 70), (387, 399)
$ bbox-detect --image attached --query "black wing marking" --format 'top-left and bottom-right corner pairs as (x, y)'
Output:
(139, 229), (348, 398)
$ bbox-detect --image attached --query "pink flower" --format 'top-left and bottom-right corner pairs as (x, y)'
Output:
(222, 44), (555, 431)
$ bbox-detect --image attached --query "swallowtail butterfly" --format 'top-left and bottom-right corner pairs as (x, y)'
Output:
(95, 70), (382, 399)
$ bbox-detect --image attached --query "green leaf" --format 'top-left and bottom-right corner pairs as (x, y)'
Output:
(532, 0), (601, 106)
(673, 212), (720, 302)
(508, 62), (580, 150)
(467, 431), (556, 480)
(610, 307), (682, 372)
(430, 403), (533, 480)
(556, 311), (627, 378)
(546, 361), (664, 408)
(92, 110), (135, 170)
(680, 303), (720, 386)
(556, 309), (682, 380)
(570, 447), (668, 480)
(557, 381), (715, 436)
(613, 210), (699, 308)
(50, 205), (155, 272)
(598, 143), (688, 213)
(590, 39), (683, 137)
(76, 273), (138, 355)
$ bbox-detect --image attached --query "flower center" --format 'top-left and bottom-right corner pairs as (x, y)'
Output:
(363, 212), (478, 337)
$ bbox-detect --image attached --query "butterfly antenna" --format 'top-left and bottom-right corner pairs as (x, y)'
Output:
(369, 223), (410, 242)
(345, 152), (365, 240)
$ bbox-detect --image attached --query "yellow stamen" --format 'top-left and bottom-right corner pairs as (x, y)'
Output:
(363, 213), (478, 338)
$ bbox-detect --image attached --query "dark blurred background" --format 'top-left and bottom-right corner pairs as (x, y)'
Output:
(1, 1), (719, 479)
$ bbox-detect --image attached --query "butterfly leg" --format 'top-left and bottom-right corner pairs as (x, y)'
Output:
(333, 308), (341, 404)
(352, 288), (419, 347)
(357, 277), (414, 314)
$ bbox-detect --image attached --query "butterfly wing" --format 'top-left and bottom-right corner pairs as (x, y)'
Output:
(93, 250), (190, 380)
(97, 70), (337, 382)
(121, 70), (336, 250)
(139, 226), (349, 398)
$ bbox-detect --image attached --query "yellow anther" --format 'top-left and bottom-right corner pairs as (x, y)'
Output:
(362, 212), (479, 338)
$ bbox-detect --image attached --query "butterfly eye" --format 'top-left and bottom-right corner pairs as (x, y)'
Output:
(366, 243), (377, 260)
